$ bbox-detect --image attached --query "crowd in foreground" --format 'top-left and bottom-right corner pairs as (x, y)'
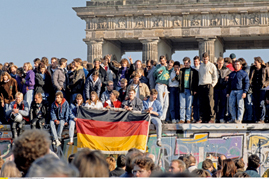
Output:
(0, 129), (268, 177)
(1, 52), (269, 147)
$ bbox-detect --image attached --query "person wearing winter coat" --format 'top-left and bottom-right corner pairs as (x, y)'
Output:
(34, 63), (53, 103)
(52, 58), (68, 96)
(101, 81), (114, 104)
(0, 72), (18, 123)
(68, 94), (84, 145)
(50, 91), (69, 146)
(84, 71), (101, 100)
(6, 92), (29, 138)
(214, 57), (231, 123)
(68, 58), (85, 104)
(122, 89), (143, 111)
(22, 62), (35, 107)
(29, 93), (50, 129)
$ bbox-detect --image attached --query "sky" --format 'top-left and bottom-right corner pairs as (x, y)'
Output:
(1, 0), (269, 67)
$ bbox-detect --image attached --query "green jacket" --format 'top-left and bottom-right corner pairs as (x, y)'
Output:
(154, 64), (170, 85)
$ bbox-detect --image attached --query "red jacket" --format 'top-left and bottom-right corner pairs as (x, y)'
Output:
(104, 99), (122, 108)
(226, 64), (235, 71)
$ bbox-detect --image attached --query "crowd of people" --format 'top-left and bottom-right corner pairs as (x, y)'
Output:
(0, 129), (268, 177)
(0, 52), (269, 147)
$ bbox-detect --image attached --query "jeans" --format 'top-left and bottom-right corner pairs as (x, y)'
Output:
(24, 89), (34, 107)
(31, 118), (45, 129)
(229, 90), (244, 121)
(50, 120), (65, 141)
(193, 94), (199, 121)
(180, 89), (193, 122)
(155, 84), (169, 121)
(199, 85), (215, 122)
(243, 93), (253, 122)
(69, 120), (75, 142)
(151, 116), (162, 140)
(214, 88), (227, 121)
(169, 87), (179, 121)
(252, 89), (266, 122)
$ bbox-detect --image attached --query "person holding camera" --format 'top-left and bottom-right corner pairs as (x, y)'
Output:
(122, 89), (143, 111)
(6, 92), (29, 138)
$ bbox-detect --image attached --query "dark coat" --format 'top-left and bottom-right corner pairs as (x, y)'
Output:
(84, 75), (102, 99)
(30, 100), (50, 124)
(0, 78), (18, 104)
(34, 72), (53, 102)
(110, 167), (126, 177)
(68, 66), (85, 94)
(87, 67), (108, 86)
(175, 67), (199, 95)
(215, 65), (231, 90)
(108, 62), (131, 87)
(249, 64), (269, 92)
(227, 70), (250, 94)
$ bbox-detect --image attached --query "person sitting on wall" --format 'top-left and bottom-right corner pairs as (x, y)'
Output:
(50, 91), (69, 147)
(29, 93), (50, 129)
(122, 89), (143, 111)
(85, 91), (103, 109)
(6, 92), (29, 138)
(143, 89), (163, 147)
(68, 94), (85, 145)
(104, 90), (122, 109)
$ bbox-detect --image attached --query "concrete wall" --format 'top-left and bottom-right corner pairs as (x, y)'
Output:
(147, 124), (269, 175)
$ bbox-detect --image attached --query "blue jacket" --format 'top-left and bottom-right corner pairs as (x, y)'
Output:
(227, 70), (250, 94)
(143, 99), (163, 118)
(69, 103), (84, 121)
(50, 99), (69, 122)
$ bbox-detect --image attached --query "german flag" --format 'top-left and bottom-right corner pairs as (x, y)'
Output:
(76, 106), (150, 154)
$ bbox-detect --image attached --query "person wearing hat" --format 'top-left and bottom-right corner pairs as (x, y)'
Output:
(87, 58), (109, 95)
(230, 53), (236, 62)
(198, 52), (218, 123)
(6, 92), (29, 138)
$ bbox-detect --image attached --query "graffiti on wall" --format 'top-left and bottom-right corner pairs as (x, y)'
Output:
(247, 134), (269, 170)
(147, 133), (243, 172)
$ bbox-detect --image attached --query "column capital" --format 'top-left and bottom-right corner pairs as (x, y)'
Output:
(139, 37), (160, 44)
(196, 36), (216, 42)
(84, 38), (104, 44)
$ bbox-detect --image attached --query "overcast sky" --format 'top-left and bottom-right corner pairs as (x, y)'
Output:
(1, 0), (268, 67)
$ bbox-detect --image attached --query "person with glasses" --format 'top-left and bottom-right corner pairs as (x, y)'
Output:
(101, 81), (114, 104)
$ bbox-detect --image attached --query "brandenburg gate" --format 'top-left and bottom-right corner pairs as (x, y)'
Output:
(73, 0), (269, 63)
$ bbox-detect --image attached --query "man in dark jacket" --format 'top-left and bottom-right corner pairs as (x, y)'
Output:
(50, 91), (69, 146)
(227, 60), (249, 123)
(214, 57), (231, 123)
(176, 57), (199, 123)
(249, 57), (269, 123)
(245, 154), (260, 177)
(30, 93), (50, 129)
(68, 58), (85, 103)
(87, 58), (108, 95)
(110, 154), (126, 177)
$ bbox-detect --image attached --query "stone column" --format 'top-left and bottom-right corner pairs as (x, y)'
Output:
(197, 37), (216, 63)
(85, 39), (104, 63)
(139, 37), (159, 63)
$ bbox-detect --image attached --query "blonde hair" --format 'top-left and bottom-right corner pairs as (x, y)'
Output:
(23, 62), (33, 71)
(0, 161), (22, 177)
(15, 92), (23, 99)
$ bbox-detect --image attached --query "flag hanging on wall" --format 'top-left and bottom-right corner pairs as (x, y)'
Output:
(76, 106), (150, 154)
